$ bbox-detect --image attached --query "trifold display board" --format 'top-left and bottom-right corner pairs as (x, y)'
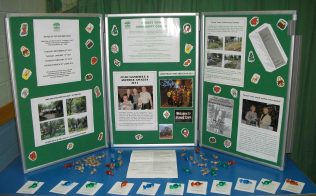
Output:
(6, 14), (107, 173)
(106, 13), (199, 146)
(200, 11), (297, 170)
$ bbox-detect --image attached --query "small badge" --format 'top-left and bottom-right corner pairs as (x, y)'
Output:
(277, 19), (288, 30)
(114, 59), (121, 67)
(111, 44), (119, 54)
(28, 151), (37, 161)
(185, 43), (193, 54)
(22, 68), (32, 80)
(248, 51), (255, 63)
(183, 23), (191, 34)
(67, 142), (74, 150)
(91, 56), (98, 65)
(181, 128), (190, 138)
(85, 23), (94, 33)
(85, 73), (93, 81)
(276, 76), (285, 87)
(251, 73), (261, 84)
(224, 139), (232, 148)
(20, 46), (30, 57)
(135, 134), (143, 140)
(85, 39), (94, 49)
(213, 85), (221, 94)
(209, 137), (216, 144)
(94, 86), (101, 98)
(230, 88), (238, 98)
(98, 132), (103, 141)
(183, 59), (192, 67)
(163, 110), (170, 119)
(20, 23), (28, 37)
(111, 25), (119, 36)
(249, 16), (259, 27)
(21, 88), (29, 99)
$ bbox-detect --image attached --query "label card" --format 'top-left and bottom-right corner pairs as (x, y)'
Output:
(108, 181), (134, 195)
(76, 181), (103, 196)
(187, 180), (208, 195)
(16, 181), (44, 194)
(234, 178), (257, 193)
(50, 180), (78, 195)
(256, 178), (280, 194)
(164, 182), (185, 195)
(281, 179), (305, 194)
(136, 182), (160, 195)
(210, 180), (232, 195)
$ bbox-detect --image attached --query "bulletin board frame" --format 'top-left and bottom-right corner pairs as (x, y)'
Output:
(199, 11), (298, 170)
(105, 13), (199, 147)
(6, 13), (108, 173)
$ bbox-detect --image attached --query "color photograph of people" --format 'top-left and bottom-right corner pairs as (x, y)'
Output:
(241, 99), (280, 132)
(160, 79), (192, 108)
(117, 86), (153, 110)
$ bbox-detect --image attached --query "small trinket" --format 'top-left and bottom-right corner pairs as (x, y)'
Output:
(90, 168), (97, 175)
(85, 182), (96, 188)
(198, 163), (207, 167)
(239, 179), (252, 184)
(183, 168), (191, 173)
(216, 181), (226, 187)
(286, 179), (299, 186)
(143, 183), (154, 189)
(121, 181), (128, 188)
(28, 182), (38, 189)
(62, 181), (72, 186)
(195, 146), (200, 153)
(262, 180), (272, 185)
(64, 163), (73, 168)
(191, 181), (203, 186)
(105, 170), (114, 176)
(202, 170), (210, 176)
(212, 154), (219, 159)
(227, 160), (236, 166)
(169, 183), (181, 189)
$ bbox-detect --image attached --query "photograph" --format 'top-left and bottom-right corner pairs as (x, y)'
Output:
(224, 54), (241, 69)
(207, 36), (223, 50)
(38, 100), (64, 122)
(68, 116), (88, 133)
(117, 86), (154, 110)
(241, 99), (280, 132)
(225, 36), (242, 51)
(207, 53), (223, 67)
(206, 95), (233, 138)
(40, 119), (65, 140)
(66, 96), (87, 115)
(159, 124), (173, 139)
(160, 79), (193, 108)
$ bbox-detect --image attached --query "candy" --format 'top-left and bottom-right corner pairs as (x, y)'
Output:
(169, 183), (181, 189)
(191, 181), (203, 186)
(216, 181), (226, 187)
(143, 183), (154, 189)
(105, 170), (114, 176)
(28, 182), (38, 189)
(239, 179), (252, 184)
(121, 181), (128, 188)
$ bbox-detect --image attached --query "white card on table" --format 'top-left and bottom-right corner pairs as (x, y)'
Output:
(234, 178), (257, 193)
(281, 179), (305, 194)
(136, 182), (160, 195)
(210, 180), (232, 195)
(76, 181), (103, 196)
(50, 180), (78, 195)
(256, 178), (280, 194)
(187, 180), (208, 195)
(164, 182), (185, 195)
(16, 180), (44, 194)
(108, 181), (134, 195)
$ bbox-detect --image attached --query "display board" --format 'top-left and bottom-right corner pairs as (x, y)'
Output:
(200, 11), (297, 169)
(106, 13), (199, 146)
(6, 14), (107, 173)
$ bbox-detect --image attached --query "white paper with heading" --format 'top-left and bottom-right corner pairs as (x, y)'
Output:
(127, 150), (178, 178)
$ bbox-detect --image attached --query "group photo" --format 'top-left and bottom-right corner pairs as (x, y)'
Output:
(117, 86), (153, 110)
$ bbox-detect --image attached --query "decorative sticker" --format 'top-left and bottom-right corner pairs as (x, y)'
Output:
(94, 86), (101, 98)
(277, 19), (288, 30)
(67, 142), (74, 150)
(251, 73), (261, 84)
(276, 76), (285, 87)
(249, 16), (259, 27)
(224, 139), (232, 148)
(97, 132), (103, 141)
(183, 23), (191, 34)
(184, 43), (193, 54)
(209, 137), (216, 144)
(20, 46), (30, 57)
(21, 88), (29, 99)
(163, 110), (170, 119)
(181, 128), (190, 138)
(85, 73), (93, 81)
(111, 25), (119, 36)
(85, 23), (94, 33)
(28, 151), (37, 161)
(22, 68), (32, 80)
(135, 134), (143, 140)
(183, 59), (192, 67)
(230, 88), (238, 98)
(20, 23), (28, 37)
(213, 85), (221, 94)
(85, 39), (94, 49)
(91, 56), (98, 65)
(248, 50), (255, 63)
(114, 59), (121, 67)
(111, 44), (119, 54)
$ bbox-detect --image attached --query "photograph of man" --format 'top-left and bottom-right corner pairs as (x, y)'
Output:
(259, 107), (272, 129)
(245, 105), (258, 126)
(132, 88), (140, 109)
(140, 86), (152, 109)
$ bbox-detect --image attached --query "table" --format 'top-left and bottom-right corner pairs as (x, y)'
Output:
(0, 147), (315, 195)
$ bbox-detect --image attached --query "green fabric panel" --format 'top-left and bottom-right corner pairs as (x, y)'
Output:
(46, 0), (316, 183)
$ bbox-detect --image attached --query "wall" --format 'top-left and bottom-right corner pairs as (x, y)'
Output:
(0, 0), (46, 171)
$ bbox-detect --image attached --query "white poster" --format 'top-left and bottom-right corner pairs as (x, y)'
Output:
(121, 18), (180, 63)
(236, 91), (284, 163)
(206, 95), (234, 138)
(33, 19), (81, 86)
(204, 17), (247, 87)
(113, 71), (157, 131)
(31, 90), (94, 147)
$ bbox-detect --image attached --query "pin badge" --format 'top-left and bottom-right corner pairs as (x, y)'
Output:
(277, 19), (288, 30)
(135, 134), (143, 140)
(209, 137), (216, 144)
(213, 85), (221, 94)
(85, 73), (93, 81)
(20, 23), (28, 37)
(163, 110), (170, 119)
(185, 43), (193, 54)
(67, 142), (74, 150)
(248, 51), (255, 63)
(94, 86), (101, 98)
(111, 25), (119, 36)
(98, 132), (103, 141)
(111, 44), (119, 54)
(224, 139), (232, 148)
(230, 88), (238, 98)
(91, 56), (98, 65)
(251, 73), (261, 84)
(28, 151), (37, 161)
(85, 39), (94, 49)
(20, 46), (30, 57)
(21, 88), (29, 99)
(183, 23), (191, 34)
(249, 16), (259, 27)
(181, 128), (190, 138)
(277, 76), (285, 87)
(183, 59), (192, 67)
(22, 68), (32, 80)
(114, 59), (121, 67)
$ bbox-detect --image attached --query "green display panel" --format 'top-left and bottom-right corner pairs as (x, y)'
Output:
(106, 13), (199, 146)
(6, 14), (107, 173)
(200, 11), (297, 170)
